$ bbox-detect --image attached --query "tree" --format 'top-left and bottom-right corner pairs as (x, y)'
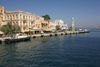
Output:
(69, 26), (72, 31)
(0, 23), (21, 34)
(56, 25), (61, 31)
(42, 14), (51, 21)
(0, 25), (11, 34)
(12, 24), (21, 33)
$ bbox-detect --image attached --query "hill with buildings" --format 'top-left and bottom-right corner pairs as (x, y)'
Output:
(96, 26), (100, 28)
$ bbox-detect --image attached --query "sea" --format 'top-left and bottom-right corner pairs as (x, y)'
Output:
(0, 28), (100, 67)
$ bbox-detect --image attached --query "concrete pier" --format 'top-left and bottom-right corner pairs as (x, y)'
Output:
(0, 31), (90, 43)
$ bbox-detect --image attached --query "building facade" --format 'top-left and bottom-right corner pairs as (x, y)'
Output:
(0, 6), (51, 34)
(53, 20), (64, 27)
(4, 10), (37, 34)
(0, 6), (4, 22)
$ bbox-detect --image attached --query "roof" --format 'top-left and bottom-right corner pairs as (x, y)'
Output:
(12, 10), (30, 13)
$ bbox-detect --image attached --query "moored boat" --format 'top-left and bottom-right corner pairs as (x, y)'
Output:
(5, 33), (31, 43)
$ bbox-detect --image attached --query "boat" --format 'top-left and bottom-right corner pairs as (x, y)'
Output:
(5, 33), (31, 43)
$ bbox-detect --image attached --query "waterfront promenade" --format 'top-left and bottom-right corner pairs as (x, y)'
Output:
(0, 30), (90, 43)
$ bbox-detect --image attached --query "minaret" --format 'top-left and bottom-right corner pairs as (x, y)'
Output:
(71, 17), (75, 31)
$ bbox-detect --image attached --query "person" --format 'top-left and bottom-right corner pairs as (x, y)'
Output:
(6, 34), (9, 37)
(2, 34), (5, 38)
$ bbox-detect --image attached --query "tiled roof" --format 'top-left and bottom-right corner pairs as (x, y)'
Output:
(12, 10), (30, 13)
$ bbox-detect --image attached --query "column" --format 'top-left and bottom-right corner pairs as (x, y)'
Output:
(22, 15), (23, 32)
(11, 14), (13, 21)
(9, 15), (10, 20)
(3, 7), (4, 21)
(30, 22), (31, 27)
(18, 14), (20, 26)
(27, 16), (29, 28)
(22, 21), (23, 32)
(14, 14), (16, 20)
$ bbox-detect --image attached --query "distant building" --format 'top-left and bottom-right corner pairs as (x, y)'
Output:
(48, 22), (56, 30)
(53, 20), (64, 27)
(53, 19), (68, 31)
(71, 17), (75, 31)
(62, 24), (68, 30)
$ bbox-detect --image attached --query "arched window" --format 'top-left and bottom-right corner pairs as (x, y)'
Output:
(7, 15), (9, 20)
(16, 15), (18, 20)
(13, 15), (14, 20)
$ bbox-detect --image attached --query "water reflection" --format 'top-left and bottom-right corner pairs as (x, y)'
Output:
(71, 34), (75, 38)
(84, 33), (87, 37)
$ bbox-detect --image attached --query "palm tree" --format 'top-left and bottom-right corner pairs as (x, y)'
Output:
(42, 14), (51, 21)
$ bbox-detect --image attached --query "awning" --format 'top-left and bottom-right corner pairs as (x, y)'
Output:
(0, 31), (3, 34)
(41, 21), (48, 24)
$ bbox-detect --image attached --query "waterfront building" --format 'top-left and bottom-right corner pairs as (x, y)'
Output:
(33, 15), (42, 34)
(53, 20), (64, 27)
(4, 10), (37, 34)
(53, 19), (69, 31)
(71, 17), (75, 31)
(0, 6), (70, 34)
(0, 6), (47, 34)
(62, 24), (68, 31)
(41, 21), (52, 33)
(41, 21), (49, 29)
(0, 6), (7, 27)
(49, 22), (56, 30)
(0, 6), (4, 22)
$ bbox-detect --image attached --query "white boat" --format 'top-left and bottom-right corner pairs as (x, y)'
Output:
(5, 33), (31, 43)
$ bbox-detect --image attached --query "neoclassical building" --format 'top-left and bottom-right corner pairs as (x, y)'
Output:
(0, 6), (51, 34)
(4, 10), (37, 33)
(0, 6), (4, 26)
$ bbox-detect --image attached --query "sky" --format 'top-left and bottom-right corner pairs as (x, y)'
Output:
(0, 0), (100, 28)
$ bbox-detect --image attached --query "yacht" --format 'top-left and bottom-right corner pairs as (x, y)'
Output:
(5, 33), (31, 43)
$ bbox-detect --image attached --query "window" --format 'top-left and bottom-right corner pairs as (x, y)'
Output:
(16, 15), (18, 20)
(16, 22), (18, 24)
(7, 15), (9, 20)
(13, 22), (15, 24)
(13, 15), (14, 20)
(1, 10), (2, 14)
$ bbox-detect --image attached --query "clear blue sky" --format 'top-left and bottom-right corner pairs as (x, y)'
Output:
(0, 0), (100, 28)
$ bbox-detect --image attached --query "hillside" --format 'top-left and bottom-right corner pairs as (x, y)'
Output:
(97, 26), (100, 28)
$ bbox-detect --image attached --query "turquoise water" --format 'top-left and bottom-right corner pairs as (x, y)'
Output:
(0, 28), (100, 67)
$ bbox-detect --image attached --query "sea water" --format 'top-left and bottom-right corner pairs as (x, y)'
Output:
(0, 28), (100, 67)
